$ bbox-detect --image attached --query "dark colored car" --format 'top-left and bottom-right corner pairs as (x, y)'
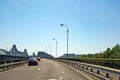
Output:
(37, 57), (41, 61)
(28, 57), (38, 66)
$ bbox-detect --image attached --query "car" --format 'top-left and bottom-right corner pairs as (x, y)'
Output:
(37, 57), (41, 61)
(28, 57), (38, 66)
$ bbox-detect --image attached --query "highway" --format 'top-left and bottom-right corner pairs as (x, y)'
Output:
(0, 59), (100, 80)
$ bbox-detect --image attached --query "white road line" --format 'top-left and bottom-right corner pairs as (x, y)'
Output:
(38, 67), (41, 71)
(60, 77), (63, 80)
(49, 79), (56, 80)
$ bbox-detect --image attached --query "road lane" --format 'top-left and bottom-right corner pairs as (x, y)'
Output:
(0, 59), (100, 80)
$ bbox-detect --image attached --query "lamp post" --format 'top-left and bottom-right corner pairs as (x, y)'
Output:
(60, 24), (69, 59)
(52, 38), (58, 58)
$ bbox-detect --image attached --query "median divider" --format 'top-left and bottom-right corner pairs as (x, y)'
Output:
(55, 59), (120, 80)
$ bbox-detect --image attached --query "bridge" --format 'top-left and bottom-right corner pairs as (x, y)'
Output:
(0, 45), (120, 80)
(0, 59), (104, 80)
(0, 58), (120, 80)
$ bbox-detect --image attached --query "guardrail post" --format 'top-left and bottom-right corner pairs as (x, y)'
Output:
(97, 70), (100, 74)
(86, 67), (88, 70)
(82, 66), (84, 69)
(91, 68), (93, 72)
(106, 73), (109, 77)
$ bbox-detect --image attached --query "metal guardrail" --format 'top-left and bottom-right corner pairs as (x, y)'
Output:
(56, 59), (120, 80)
(0, 59), (27, 65)
(0, 60), (28, 71)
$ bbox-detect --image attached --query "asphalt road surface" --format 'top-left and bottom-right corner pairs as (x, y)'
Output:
(0, 59), (100, 80)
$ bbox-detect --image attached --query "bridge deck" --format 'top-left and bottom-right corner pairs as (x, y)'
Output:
(0, 59), (100, 80)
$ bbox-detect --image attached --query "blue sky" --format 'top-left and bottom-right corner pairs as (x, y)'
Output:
(0, 0), (120, 57)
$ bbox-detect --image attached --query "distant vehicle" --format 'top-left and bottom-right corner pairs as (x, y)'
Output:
(28, 57), (38, 66)
(37, 57), (41, 61)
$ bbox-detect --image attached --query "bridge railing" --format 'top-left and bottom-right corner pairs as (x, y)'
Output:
(56, 59), (120, 80)
(0, 59), (27, 65)
(0, 59), (28, 71)
(0, 54), (28, 60)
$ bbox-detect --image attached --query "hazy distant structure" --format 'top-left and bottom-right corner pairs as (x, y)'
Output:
(59, 53), (76, 58)
(0, 49), (9, 55)
(9, 44), (28, 57)
(37, 51), (54, 59)
(0, 44), (28, 57)
(24, 49), (28, 57)
(32, 52), (36, 57)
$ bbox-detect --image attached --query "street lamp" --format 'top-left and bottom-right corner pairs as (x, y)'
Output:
(52, 38), (58, 58)
(60, 24), (69, 59)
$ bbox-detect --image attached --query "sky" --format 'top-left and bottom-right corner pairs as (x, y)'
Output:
(0, 0), (120, 57)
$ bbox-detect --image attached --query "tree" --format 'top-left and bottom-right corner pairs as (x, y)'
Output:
(80, 44), (120, 59)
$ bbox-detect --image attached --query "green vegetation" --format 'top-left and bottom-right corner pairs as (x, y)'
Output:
(80, 44), (120, 59)
(66, 58), (120, 69)
(61, 44), (120, 69)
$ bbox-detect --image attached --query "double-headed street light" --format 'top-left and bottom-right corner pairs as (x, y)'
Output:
(60, 24), (69, 59)
(52, 38), (58, 58)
